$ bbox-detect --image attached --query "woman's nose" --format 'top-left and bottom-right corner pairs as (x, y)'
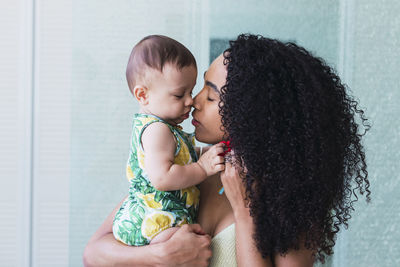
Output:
(193, 94), (201, 110)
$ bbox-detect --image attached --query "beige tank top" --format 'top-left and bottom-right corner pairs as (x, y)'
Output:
(209, 224), (237, 267)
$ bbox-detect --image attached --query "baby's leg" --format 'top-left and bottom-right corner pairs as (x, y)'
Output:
(150, 227), (180, 244)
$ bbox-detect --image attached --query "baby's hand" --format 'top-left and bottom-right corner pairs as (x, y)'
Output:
(197, 143), (225, 176)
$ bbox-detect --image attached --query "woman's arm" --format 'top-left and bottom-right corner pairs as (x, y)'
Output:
(83, 197), (212, 267)
(221, 161), (272, 267)
(221, 161), (314, 267)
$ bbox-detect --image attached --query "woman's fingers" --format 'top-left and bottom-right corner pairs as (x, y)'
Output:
(186, 224), (206, 235)
(221, 160), (236, 181)
(220, 157), (248, 214)
(167, 224), (212, 267)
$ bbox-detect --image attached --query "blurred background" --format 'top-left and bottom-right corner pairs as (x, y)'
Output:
(1, 0), (399, 266)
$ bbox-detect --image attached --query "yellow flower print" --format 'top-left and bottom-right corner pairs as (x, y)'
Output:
(138, 150), (145, 169)
(141, 210), (175, 240)
(190, 136), (196, 146)
(126, 165), (135, 180)
(175, 144), (192, 165)
(138, 193), (163, 209)
(181, 186), (200, 207)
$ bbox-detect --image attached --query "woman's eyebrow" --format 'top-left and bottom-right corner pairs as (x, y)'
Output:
(206, 81), (219, 93)
(204, 71), (219, 93)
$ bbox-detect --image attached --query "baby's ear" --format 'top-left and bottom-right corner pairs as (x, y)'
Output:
(133, 85), (149, 105)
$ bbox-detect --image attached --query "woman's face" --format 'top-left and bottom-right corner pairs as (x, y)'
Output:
(192, 54), (227, 144)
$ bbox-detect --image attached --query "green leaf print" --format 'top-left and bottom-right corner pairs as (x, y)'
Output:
(121, 220), (135, 230)
(114, 113), (199, 246)
(154, 191), (163, 203)
(181, 192), (187, 204)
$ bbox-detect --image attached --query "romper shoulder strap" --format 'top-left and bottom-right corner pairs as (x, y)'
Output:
(134, 113), (180, 155)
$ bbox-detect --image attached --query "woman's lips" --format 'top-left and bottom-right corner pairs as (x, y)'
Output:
(191, 118), (200, 126)
(191, 111), (201, 126)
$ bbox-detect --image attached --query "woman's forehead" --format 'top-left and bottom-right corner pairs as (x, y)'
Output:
(205, 54), (227, 89)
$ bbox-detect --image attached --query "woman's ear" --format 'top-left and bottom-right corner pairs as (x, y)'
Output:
(133, 85), (149, 105)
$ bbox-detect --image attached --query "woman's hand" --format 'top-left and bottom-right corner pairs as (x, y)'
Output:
(162, 224), (212, 267)
(220, 155), (272, 267)
(83, 197), (212, 267)
(220, 156), (248, 218)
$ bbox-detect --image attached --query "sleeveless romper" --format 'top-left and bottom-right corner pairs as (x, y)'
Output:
(112, 113), (200, 246)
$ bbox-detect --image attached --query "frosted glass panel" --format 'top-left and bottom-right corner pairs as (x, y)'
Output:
(210, 0), (340, 66)
(334, 1), (400, 266)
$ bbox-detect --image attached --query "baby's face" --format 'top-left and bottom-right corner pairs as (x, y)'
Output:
(146, 63), (197, 126)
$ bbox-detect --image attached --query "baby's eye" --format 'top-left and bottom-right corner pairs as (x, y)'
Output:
(174, 95), (184, 99)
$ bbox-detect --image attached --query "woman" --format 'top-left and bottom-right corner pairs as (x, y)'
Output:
(83, 34), (370, 266)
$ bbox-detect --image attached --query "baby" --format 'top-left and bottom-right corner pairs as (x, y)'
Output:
(112, 35), (224, 246)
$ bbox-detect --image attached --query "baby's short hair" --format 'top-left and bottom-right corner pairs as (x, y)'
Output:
(126, 35), (197, 91)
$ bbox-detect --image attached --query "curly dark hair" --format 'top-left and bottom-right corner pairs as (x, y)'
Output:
(220, 34), (371, 262)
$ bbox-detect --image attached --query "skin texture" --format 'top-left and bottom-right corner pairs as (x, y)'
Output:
(134, 63), (197, 126)
(83, 55), (315, 267)
(191, 57), (227, 144)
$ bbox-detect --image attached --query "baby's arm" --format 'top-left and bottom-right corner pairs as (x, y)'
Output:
(142, 122), (224, 191)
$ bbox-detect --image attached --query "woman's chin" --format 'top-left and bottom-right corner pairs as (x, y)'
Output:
(194, 129), (221, 145)
(194, 128), (208, 143)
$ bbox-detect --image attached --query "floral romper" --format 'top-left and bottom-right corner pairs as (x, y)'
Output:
(112, 113), (200, 246)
